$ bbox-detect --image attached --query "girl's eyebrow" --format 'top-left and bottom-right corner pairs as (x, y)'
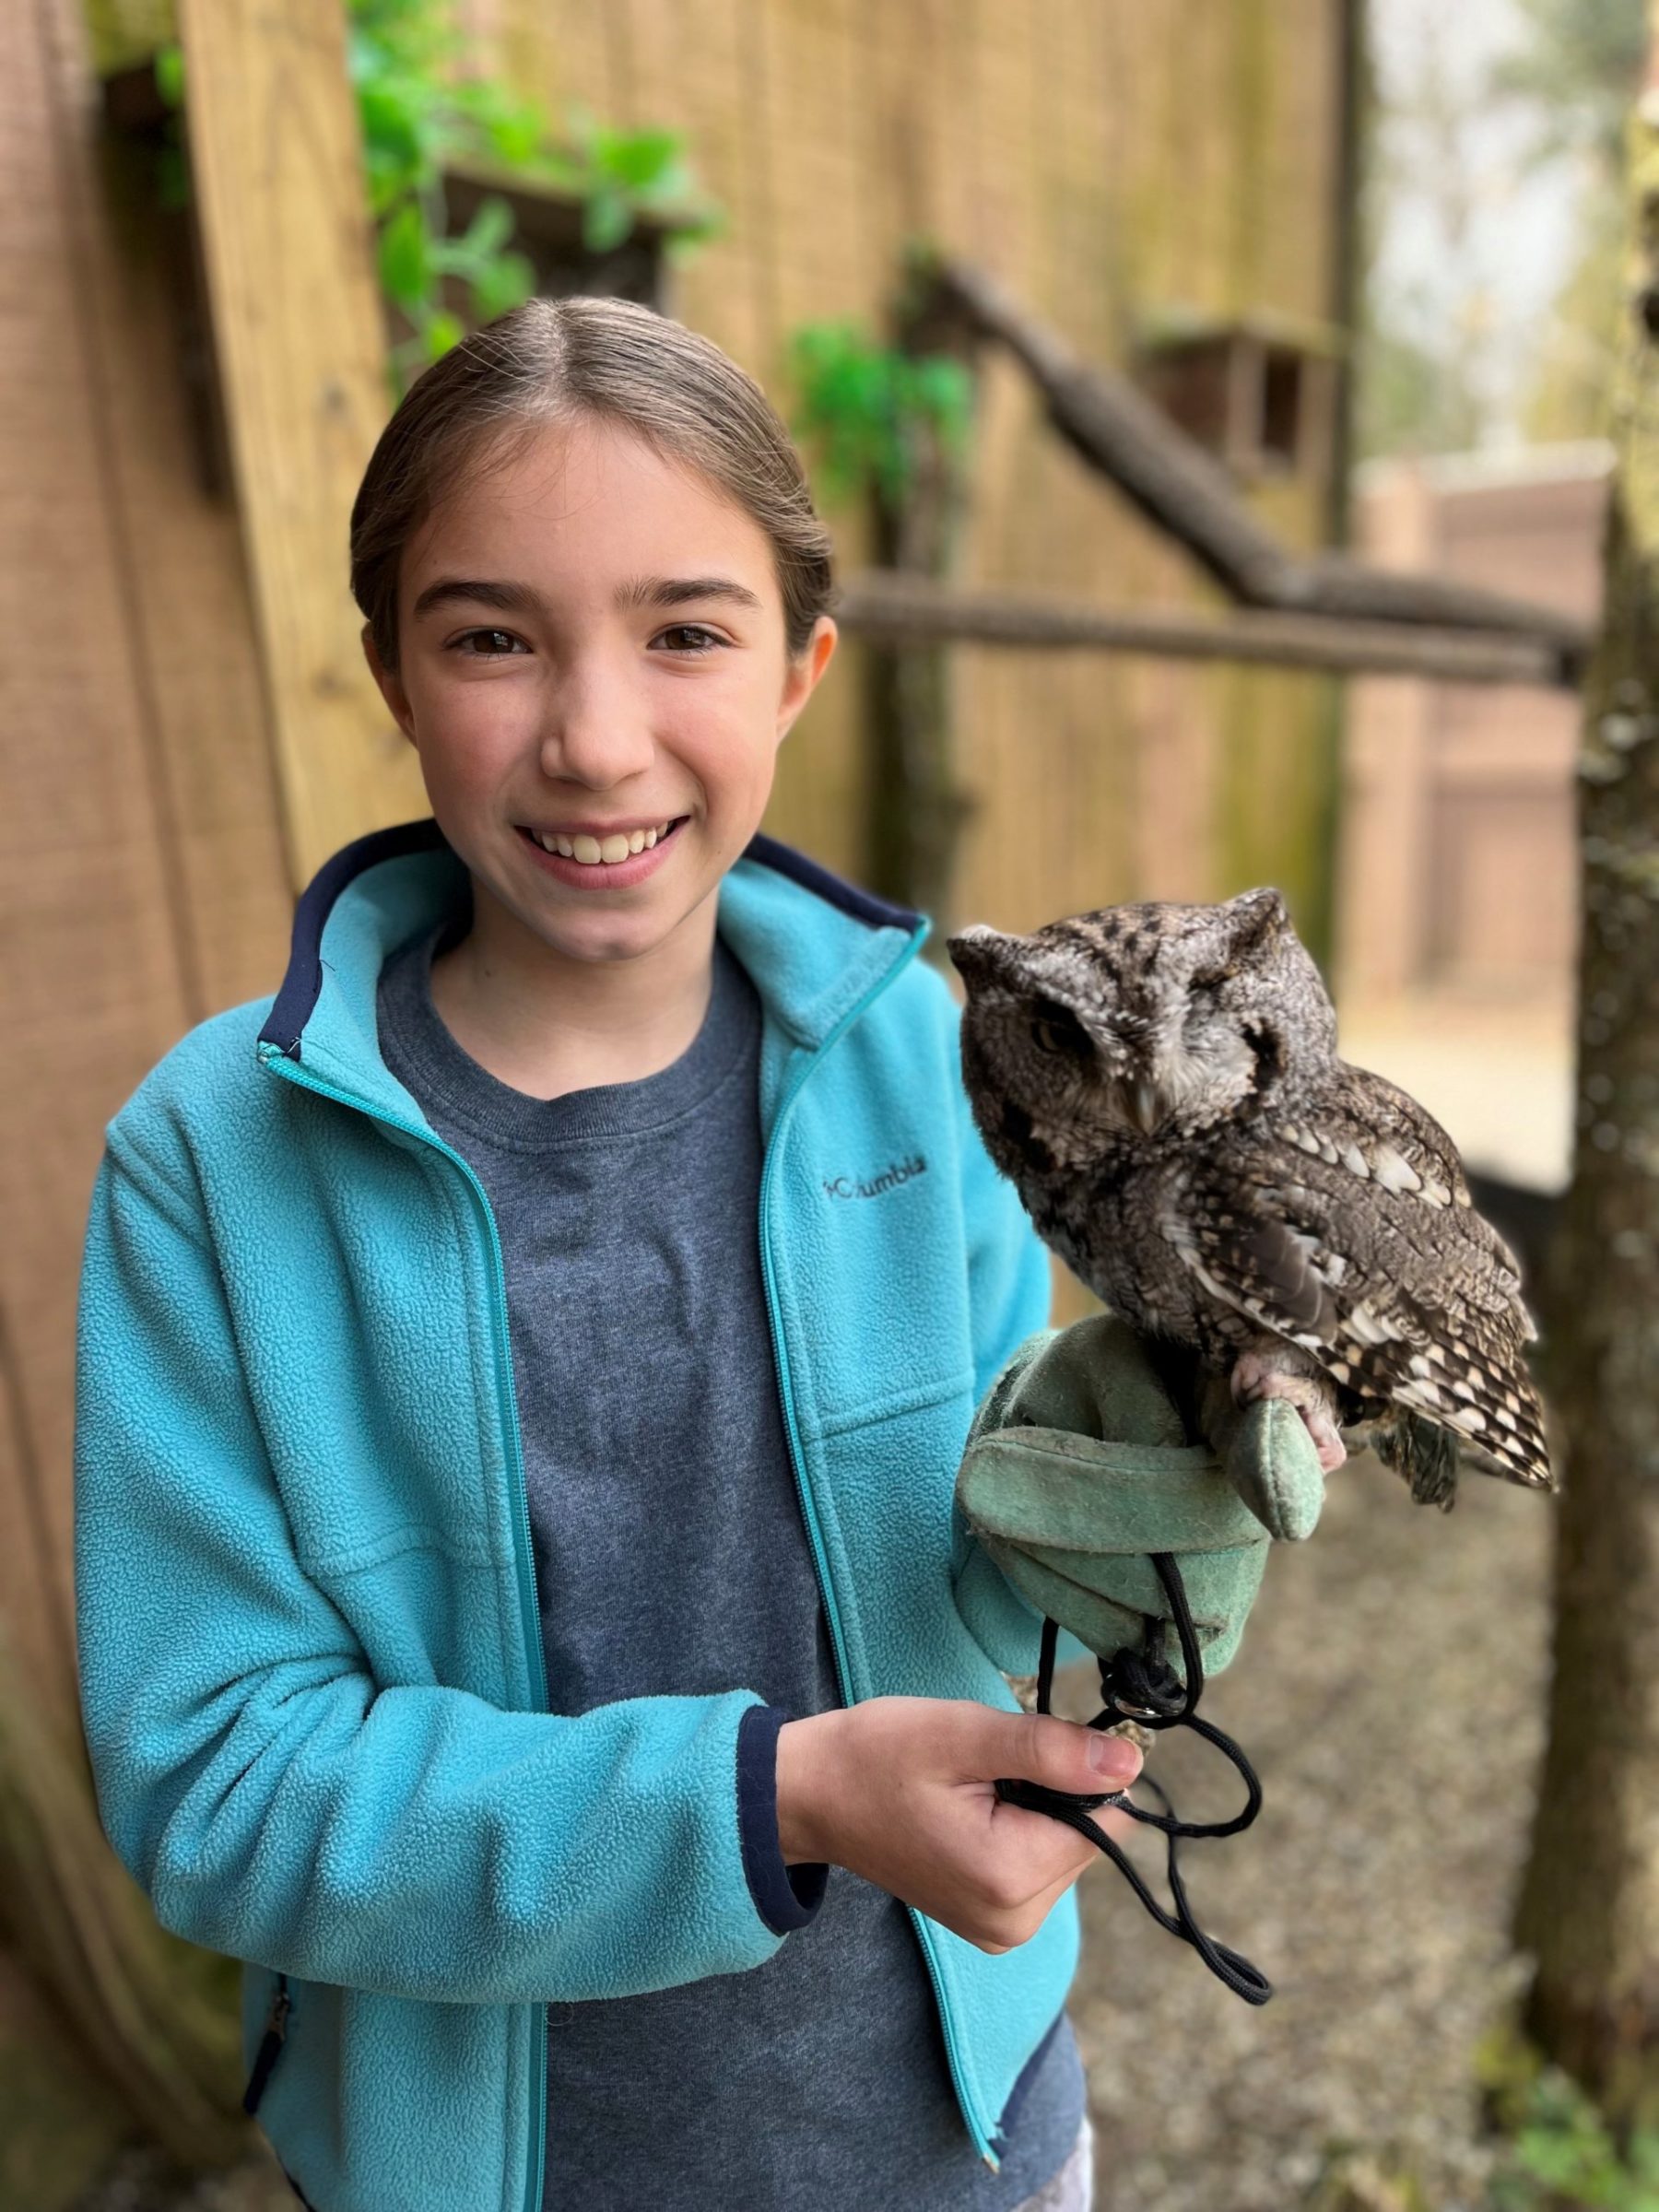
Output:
(409, 574), (766, 621)
(618, 574), (764, 612)
(411, 577), (547, 621)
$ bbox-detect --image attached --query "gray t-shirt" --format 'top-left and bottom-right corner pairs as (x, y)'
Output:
(377, 913), (1084, 2210)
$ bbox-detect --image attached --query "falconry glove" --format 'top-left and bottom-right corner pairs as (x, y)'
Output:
(957, 1311), (1326, 1673)
(956, 1311), (1327, 2005)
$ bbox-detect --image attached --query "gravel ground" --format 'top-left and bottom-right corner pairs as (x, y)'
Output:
(73, 2148), (292, 2212)
(1068, 1447), (1553, 2212)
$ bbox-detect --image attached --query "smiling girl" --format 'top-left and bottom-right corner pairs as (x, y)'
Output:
(74, 297), (1137, 2212)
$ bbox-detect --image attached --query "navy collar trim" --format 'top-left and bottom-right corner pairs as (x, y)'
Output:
(738, 830), (920, 935)
(258, 817), (922, 1061)
(259, 818), (449, 1059)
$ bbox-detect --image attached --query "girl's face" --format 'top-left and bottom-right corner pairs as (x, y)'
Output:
(365, 415), (835, 971)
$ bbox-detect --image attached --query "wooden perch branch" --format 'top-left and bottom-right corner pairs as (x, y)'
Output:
(921, 257), (1592, 677)
(835, 571), (1574, 687)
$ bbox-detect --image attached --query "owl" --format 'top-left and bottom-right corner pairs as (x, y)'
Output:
(947, 888), (1553, 1508)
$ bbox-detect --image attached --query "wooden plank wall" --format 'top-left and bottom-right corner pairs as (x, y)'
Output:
(178, 0), (430, 887)
(1, 0), (294, 2186)
(485, 0), (1347, 933)
(0, 0), (292, 1727)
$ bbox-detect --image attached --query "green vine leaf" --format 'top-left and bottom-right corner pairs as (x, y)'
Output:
(142, 2), (724, 396)
(152, 40), (183, 109)
(1478, 2029), (1659, 2211)
(789, 319), (975, 511)
(582, 187), (636, 253)
(423, 310), (465, 360)
(457, 194), (515, 263)
(347, 0), (723, 386)
(469, 251), (537, 324)
(377, 200), (431, 311)
(593, 124), (682, 191)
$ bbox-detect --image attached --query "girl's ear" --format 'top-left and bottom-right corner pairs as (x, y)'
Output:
(775, 616), (838, 744)
(362, 624), (418, 746)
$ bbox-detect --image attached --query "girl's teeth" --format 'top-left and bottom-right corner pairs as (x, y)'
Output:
(535, 819), (675, 864)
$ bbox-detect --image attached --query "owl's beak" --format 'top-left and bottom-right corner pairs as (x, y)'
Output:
(1127, 1079), (1162, 1134)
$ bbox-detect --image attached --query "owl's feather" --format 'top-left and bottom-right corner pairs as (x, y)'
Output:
(1161, 1112), (1550, 1491)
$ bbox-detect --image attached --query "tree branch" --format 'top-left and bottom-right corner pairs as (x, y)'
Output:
(922, 256), (1592, 669)
(836, 571), (1576, 687)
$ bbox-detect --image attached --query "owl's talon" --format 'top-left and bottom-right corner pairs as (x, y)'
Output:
(1230, 1350), (1346, 1472)
(1300, 1408), (1347, 1474)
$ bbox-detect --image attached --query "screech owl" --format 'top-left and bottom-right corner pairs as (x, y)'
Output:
(947, 888), (1553, 1508)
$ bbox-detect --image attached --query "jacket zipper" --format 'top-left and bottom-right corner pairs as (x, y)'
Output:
(242, 1972), (291, 2115)
(754, 931), (996, 2167)
(256, 1044), (550, 2212)
(258, 922), (994, 2185)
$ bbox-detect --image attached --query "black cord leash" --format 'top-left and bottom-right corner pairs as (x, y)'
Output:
(994, 1552), (1272, 2006)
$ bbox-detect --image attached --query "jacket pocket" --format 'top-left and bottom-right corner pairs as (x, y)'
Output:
(243, 1971), (292, 2116)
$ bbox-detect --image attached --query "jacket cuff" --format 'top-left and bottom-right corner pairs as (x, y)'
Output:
(735, 1703), (828, 1935)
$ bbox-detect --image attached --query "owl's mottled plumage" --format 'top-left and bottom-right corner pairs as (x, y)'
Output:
(948, 888), (1553, 1507)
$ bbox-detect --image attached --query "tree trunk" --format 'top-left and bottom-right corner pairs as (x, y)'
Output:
(861, 447), (971, 924)
(858, 280), (978, 925)
(1513, 3), (1659, 2128)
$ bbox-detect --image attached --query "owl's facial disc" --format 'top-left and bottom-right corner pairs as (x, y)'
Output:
(1111, 941), (1276, 1133)
(1143, 1001), (1259, 1129)
(953, 895), (1333, 1169)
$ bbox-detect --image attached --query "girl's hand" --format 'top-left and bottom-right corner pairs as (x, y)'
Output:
(774, 1699), (1141, 1954)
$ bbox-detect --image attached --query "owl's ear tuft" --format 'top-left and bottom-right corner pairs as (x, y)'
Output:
(947, 925), (1016, 986)
(1226, 888), (1290, 959)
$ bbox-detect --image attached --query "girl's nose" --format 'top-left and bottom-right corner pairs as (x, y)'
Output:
(537, 660), (655, 789)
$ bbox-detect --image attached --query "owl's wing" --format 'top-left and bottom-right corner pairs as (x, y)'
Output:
(1161, 1067), (1550, 1488)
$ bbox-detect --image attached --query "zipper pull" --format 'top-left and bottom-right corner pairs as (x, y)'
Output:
(242, 1975), (291, 2116)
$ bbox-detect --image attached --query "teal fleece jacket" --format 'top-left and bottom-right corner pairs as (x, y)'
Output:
(74, 821), (1073, 2212)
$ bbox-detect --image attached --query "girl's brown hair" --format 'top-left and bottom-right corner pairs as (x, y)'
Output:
(350, 295), (836, 672)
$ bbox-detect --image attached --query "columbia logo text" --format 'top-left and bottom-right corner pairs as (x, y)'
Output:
(823, 1155), (927, 1201)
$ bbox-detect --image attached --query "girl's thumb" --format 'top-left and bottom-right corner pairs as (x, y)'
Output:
(998, 1712), (1141, 1794)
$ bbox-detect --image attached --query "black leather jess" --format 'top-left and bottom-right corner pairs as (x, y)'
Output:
(995, 1554), (1271, 2006)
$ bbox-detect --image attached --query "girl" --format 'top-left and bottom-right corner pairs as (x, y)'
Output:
(74, 296), (1141, 2212)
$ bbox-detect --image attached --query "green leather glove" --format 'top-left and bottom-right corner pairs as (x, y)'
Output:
(957, 1313), (1326, 1678)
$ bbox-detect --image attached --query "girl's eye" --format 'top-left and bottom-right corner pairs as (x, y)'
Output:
(452, 629), (527, 658)
(652, 623), (726, 654)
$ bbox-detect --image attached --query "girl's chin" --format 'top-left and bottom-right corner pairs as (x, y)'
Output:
(514, 867), (720, 966)
(535, 913), (695, 964)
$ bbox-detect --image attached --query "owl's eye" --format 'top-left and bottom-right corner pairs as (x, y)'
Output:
(1030, 1001), (1091, 1057)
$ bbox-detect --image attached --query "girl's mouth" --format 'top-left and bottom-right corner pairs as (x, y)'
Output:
(513, 815), (688, 889)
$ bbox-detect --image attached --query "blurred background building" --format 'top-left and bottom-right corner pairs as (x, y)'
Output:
(1338, 441), (1607, 1201)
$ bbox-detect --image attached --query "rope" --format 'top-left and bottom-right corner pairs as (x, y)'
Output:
(994, 1555), (1271, 2006)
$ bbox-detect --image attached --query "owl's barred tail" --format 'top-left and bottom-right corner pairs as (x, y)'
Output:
(1371, 1401), (1554, 1511)
(1371, 1411), (1461, 1512)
